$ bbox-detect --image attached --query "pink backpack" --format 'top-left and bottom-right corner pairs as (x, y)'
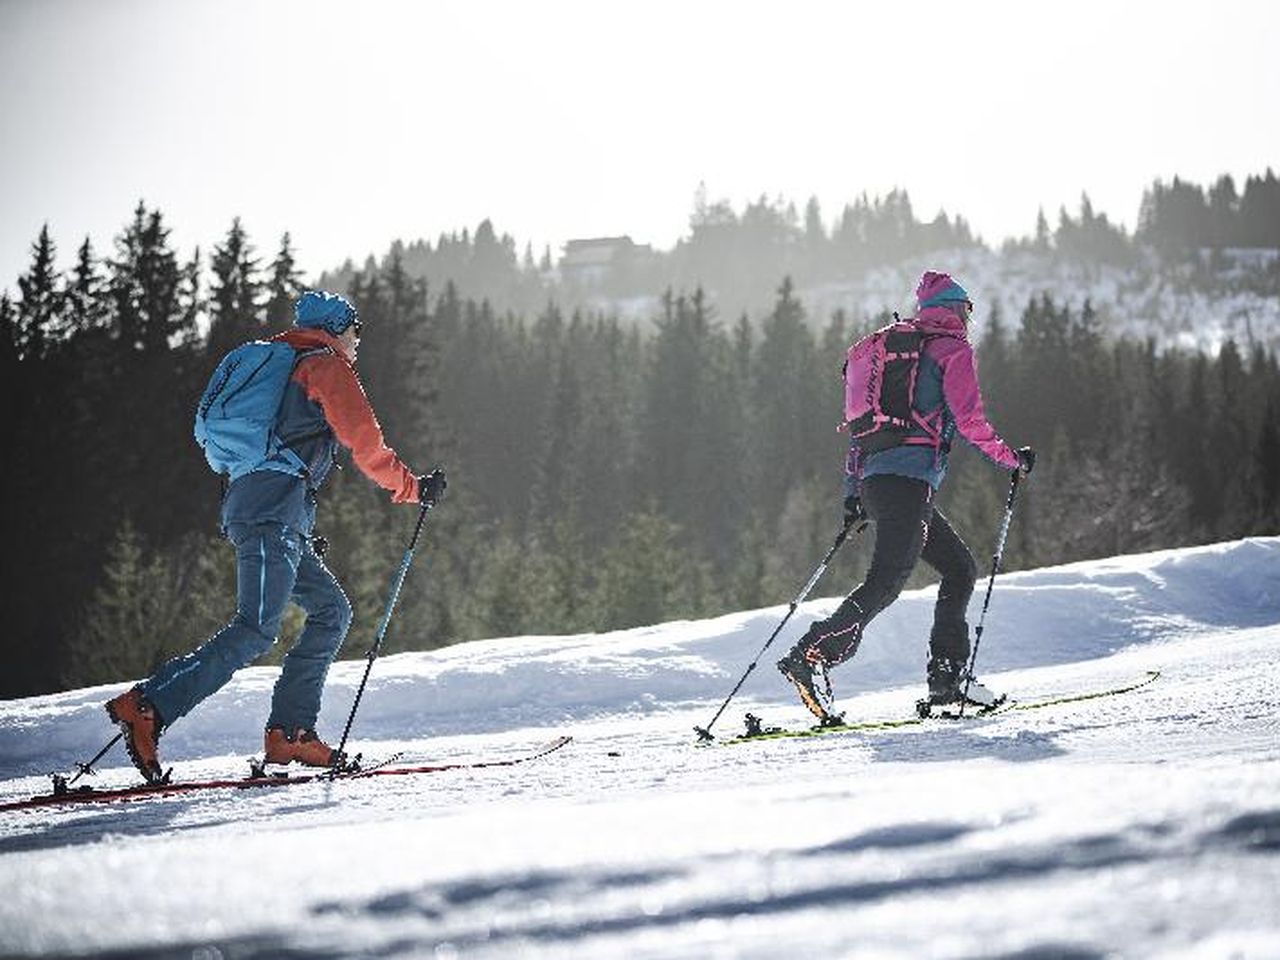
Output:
(842, 317), (952, 453)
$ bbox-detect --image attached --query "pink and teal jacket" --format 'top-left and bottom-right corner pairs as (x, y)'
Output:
(846, 306), (1019, 495)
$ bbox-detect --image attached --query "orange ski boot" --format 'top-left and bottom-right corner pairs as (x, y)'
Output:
(104, 687), (165, 783)
(264, 727), (346, 769)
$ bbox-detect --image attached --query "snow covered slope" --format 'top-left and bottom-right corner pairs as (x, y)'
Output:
(1, 537), (1278, 958)
(798, 248), (1280, 356)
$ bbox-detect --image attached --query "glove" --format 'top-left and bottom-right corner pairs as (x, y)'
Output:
(310, 534), (329, 559)
(1016, 446), (1036, 475)
(418, 468), (447, 506)
(843, 494), (866, 526)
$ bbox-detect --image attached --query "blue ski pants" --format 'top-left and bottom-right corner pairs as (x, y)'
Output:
(141, 522), (353, 732)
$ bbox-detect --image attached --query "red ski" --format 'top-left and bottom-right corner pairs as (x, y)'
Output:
(0, 735), (572, 813)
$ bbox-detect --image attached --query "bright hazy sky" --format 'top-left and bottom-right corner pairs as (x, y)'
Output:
(2, 0), (1277, 290)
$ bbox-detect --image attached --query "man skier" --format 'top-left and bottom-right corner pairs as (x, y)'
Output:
(105, 290), (447, 782)
(777, 271), (1034, 720)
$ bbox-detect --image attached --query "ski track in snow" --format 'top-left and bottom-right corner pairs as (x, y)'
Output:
(0, 537), (1278, 959)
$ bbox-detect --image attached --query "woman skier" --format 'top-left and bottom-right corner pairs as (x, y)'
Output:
(777, 271), (1034, 721)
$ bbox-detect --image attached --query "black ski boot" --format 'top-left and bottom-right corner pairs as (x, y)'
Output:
(777, 645), (835, 722)
(927, 655), (964, 702)
(919, 656), (1003, 716)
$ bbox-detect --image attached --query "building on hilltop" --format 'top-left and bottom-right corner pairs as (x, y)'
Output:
(560, 236), (654, 291)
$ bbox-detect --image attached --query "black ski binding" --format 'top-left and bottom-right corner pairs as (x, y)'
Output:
(812, 711), (847, 730)
(48, 773), (96, 797)
(741, 713), (784, 738)
(51, 756), (106, 796)
(246, 757), (290, 780)
(247, 751), (363, 781)
(319, 752), (364, 780)
(916, 694), (1007, 719)
(334, 753), (363, 775)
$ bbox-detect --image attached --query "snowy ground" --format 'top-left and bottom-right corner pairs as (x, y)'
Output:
(1, 537), (1278, 959)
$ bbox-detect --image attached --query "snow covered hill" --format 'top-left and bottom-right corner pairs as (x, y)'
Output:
(797, 248), (1280, 357)
(1, 537), (1278, 958)
(595, 246), (1280, 355)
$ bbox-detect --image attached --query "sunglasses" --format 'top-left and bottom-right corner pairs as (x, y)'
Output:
(348, 318), (363, 337)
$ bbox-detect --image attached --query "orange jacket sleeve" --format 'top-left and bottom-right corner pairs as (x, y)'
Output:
(294, 353), (419, 503)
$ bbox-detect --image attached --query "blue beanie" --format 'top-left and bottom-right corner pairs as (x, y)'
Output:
(918, 277), (970, 310)
(294, 290), (358, 335)
(916, 272), (972, 309)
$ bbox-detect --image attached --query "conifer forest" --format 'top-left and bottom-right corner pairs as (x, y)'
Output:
(3, 171), (1279, 697)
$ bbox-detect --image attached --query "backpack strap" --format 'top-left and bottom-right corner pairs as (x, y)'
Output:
(899, 331), (961, 456)
(259, 345), (335, 484)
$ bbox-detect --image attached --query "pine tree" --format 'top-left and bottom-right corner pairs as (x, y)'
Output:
(368, 249), (439, 467)
(15, 224), (62, 360)
(1240, 169), (1280, 248)
(1033, 207), (1051, 252)
(754, 277), (825, 515)
(265, 233), (305, 331)
(109, 203), (190, 354)
(1064, 299), (1113, 454)
(176, 247), (204, 349)
(532, 324), (584, 526)
(590, 508), (711, 629)
(100, 203), (205, 546)
(803, 195), (826, 281)
(1137, 177), (1208, 261)
(641, 288), (739, 553)
(767, 476), (847, 600)
(66, 519), (226, 686)
(1207, 174), (1239, 248)
(459, 528), (583, 640)
(207, 217), (264, 356)
(1009, 295), (1072, 444)
(562, 313), (642, 551)
(523, 516), (593, 633)
(0, 293), (16, 369)
(1214, 340), (1252, 535)
(65, 238), (107, 337)
(1255, 397), (1280, 532)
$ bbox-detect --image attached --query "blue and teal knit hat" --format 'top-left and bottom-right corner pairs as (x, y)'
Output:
(916, 271), (971, 310)
(294, 290), (358, 335)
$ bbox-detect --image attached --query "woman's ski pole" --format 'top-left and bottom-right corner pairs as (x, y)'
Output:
(959, 469), (1021, 716)
(334, 498), (435, 764)
(694, 517), (866, 742)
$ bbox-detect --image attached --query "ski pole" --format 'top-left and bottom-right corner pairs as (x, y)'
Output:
(334, 499), (434, 765)
(694, 516), (866, 742)
(959, 469), (1021, 716)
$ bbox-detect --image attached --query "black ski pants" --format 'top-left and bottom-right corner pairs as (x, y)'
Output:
(803, 474), (978, 668)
